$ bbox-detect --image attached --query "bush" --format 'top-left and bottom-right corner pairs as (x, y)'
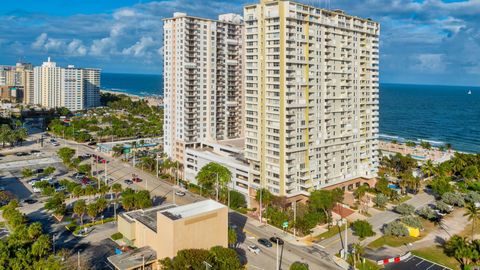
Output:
(111, 232), (123, 240)
(290, 262), (309, 270)
(417, 206), (437, 220)
(401, 216), (423, 229)
(441, 192), (464, 207)
(374, 193), (389, 208)
(229, 190), (246, 209)
(395, 203), (415, 216)
(436, 201), (452, 213)
(351, 220), (375, 239)
(464, 191), (480, 204)
(384, 221), (409, 237)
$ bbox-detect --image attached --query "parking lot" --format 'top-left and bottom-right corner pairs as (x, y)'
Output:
(385, 255), (452, 270)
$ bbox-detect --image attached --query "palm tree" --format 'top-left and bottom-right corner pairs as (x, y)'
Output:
(421, 160), (437, 179)
(73, 200), (87, 226)
(351, 242), (365, 266)
(464, 202), (480, 240)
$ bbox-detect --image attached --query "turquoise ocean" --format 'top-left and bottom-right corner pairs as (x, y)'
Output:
(102, 73), (480, 153)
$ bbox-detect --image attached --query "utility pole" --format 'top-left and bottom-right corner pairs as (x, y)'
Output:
(215, 173), (219, 201)
(77, 251), (80, 270)
(276, 238), (279, 270)
(293, 201), (297, 237)
(156, 153), (159, 178)
(344, 218), (348, 258)
(259, 188), (263, 224)
(104, 159), (107, 185)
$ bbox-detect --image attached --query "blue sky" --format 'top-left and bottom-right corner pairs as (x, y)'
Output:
(0, 0), (479, 86)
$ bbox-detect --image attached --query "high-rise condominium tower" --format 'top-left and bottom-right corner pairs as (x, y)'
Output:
(244, 0), (380, 196)
(0, 63), (34, 104)
(163, 13), (244, 162)
(34, 58), (100, 111)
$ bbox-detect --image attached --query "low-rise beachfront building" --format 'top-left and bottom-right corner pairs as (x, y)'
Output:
(184, 139), (252, 204)
(108, 200), (228, 270)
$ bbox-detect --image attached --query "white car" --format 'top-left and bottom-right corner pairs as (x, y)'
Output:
(248, 245), (261, 254)
(175, 191), (186, 197)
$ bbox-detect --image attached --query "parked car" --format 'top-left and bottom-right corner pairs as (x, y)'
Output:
(87, 141), (97, 146)
(22, 199), (38, 204)
(132, 177), (142, 183)
(124, 179), (133, 185)
(28, 179), (40, 186)
(270, 236), (284, 245)
(51, 142), (60, 146)
(35, 168), (44, 174)
(248, 245), (261, 254)
(30, 150), (41, 154)
(73, 173), (86, 180)
(32, 187), (42, 193)
(258, 238), (272, 248)
(175, 191), (186, 197)
(15, 152), (30, 156)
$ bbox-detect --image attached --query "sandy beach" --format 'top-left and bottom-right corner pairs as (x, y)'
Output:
(101, 89), (163, 107)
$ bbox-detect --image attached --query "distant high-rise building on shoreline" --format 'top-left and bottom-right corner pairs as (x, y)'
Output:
(163, 12), (244, 162)
(0, 63), (34, 104)
(243, 0), (380, 197)
(33, 58), (100, 111)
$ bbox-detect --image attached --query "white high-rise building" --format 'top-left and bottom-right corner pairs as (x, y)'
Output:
(244, 0), (380, 197)
(163, 13), (244, 162)
(33, 58), (100, 111)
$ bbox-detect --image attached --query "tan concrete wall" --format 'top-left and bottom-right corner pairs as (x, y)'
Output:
(155, 207), (228, 259)
(173, 207), (228, 256)
(117, 215), (136, 241)
(134, 222), (158, 249)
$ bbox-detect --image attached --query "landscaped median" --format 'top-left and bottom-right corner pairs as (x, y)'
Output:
(66, 217), (115, 237)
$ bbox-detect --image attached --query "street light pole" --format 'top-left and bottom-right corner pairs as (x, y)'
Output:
(156, 153), (159, 178)
(276, 238), (279, 270)
(215, 173), (219, 202)
(259, 188), (263, 224)
(293, 201), (297, 237)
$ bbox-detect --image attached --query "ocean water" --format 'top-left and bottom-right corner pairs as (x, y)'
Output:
(101, 73), (480, 153)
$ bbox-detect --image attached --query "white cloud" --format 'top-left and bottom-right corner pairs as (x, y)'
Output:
(122, 37), (156, 57)
(32, 33), (48, 49)
(412, 54), (446, 73)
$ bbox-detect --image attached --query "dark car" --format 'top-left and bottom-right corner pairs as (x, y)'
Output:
(23, 199), (38, 204)
(258, 238), (272, 248)
(15, 152), (30, 156)
(269, 237), (284, 245)
(132, 177), (142, 183)
(35, 168), (44, 174)
(87, 141), (97, 146)
(30, 150), (41, 154)
(124, 179), (133, 185)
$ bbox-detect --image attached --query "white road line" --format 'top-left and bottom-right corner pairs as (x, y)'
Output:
(416, 258), (425, 267)
(426, 263), (435, 270)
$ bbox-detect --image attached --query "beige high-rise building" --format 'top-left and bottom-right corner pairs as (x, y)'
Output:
(0, 63), (33, 104)
(33, 58), (100, 111)
(244, 0), (380, 197)
(163, 13), (244, 162)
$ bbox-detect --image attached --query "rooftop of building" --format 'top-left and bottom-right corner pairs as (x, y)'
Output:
(187, 139), (249, 168)
(120, 203), (176, 232)
(107, 246), (157, 270)
(161, 199), (225, 221)
(121, 200), (225, 230)
(217, 138), (245, 149)
(163, 12), (243, 25)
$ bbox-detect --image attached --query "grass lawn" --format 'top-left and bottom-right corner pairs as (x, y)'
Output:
(368, 219), (436, 249)
(390, 195), (412, 205)
(458, 220), (480, 238)
(315, 225), (346, 240)
(412, 246), (460, 270)
(356, 259), (382, 270)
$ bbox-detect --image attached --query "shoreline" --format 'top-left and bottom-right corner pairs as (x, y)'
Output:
(100, 89), (163, 107)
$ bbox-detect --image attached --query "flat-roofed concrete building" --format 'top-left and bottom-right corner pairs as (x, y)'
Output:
(184, 139), (251, 202)
(163, 12), (244, 163)
(109, 200), (228, 269)
(243, 0), (380, 198)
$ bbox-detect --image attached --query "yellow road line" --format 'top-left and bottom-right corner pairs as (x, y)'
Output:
(244, 229), (258, 238)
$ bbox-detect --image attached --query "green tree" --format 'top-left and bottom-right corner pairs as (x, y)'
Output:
(74, 199), (87, 226)
(31, 235), (51, 258)
(112, 183), (123, 200)
(430, 176), (453, 196)
(87, 203), (98, 222)
(78, 164), (91, 175)
(384, 221), (409, 236)
(420, 141), (432, 149)
(57, 147), (76, 165)
(42, 166), (56, 176)
(255, 188), (274, 208)
(442, 192), (465, 207)
(196, 162), (232, 194)
(310, 188), (344, 227)
(21, 168), (34, 178)
(45, 192), (66, 216)
(209, 246), (242, 270)
(228, 190), (246, 209)
(421, 160), (437, 178)
(27, 222), (43, 240)
(464, 203), (480, 240)
(228, 228), (237, 248)
(290, 262), (309, 270)
(353, 185), (369, 213)
(351, 220), (375, 239)
(444, 235), (475, 267)
(417, 206), (437, 220)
